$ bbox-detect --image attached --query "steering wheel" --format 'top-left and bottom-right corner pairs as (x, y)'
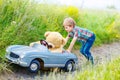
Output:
(40, 40), (52, 49)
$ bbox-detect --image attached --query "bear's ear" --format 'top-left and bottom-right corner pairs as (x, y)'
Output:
(44, 31), (51, 37)
(62, 37), (66, 46)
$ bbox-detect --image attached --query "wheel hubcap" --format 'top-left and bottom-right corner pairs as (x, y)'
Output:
(67, 63), (73, 71)
(30, 63), (38, 71)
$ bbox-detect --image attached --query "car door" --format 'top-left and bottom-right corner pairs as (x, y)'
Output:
(45, 52), (68, 67)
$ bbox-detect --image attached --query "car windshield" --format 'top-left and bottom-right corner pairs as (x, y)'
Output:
(32, 44), (48, 51)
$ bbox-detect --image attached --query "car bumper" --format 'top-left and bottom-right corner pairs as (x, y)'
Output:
(6, 55), (29, 67)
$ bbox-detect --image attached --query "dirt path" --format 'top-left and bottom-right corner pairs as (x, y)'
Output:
(74, 42), (120, 65)
(0, 42), (120, 80)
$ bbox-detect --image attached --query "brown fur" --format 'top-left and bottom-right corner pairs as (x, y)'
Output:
(44, 31), (66, 53)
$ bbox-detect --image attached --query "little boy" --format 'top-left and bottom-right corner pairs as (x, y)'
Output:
(63, 17), (95, 64)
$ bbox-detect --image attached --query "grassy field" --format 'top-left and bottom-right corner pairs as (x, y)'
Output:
(0, 0), (120, 78)
(40, 57), (120, 80)
(75, 57), (120, 80)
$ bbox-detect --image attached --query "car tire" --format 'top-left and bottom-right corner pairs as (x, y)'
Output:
(28, 60), (40, 73)
(64, 61), (75, 72)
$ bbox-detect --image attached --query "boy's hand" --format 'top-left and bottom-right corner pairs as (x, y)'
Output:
(66, 49), (71, 53)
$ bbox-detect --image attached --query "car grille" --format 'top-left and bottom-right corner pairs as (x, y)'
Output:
(10, 52), (19, 58)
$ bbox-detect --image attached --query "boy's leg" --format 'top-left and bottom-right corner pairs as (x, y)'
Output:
(80, 44), (88, 59)
(83, 41), (94, 64)
(83, 36), (95, 64)
(80, 43), (94, 64)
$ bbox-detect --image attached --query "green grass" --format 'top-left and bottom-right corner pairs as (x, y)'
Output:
(0, 0), (120, 73)
(30, 57), (120, 80)
(75, 57), (120, 80)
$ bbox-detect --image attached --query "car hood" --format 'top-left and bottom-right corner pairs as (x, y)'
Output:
(7, 45), (48, 55)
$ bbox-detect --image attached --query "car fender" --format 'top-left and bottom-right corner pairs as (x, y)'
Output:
(26, 54), (48, 64)
(65, 58), (75, 64)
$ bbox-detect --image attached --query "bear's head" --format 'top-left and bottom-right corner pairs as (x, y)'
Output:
(44, 31), (66, 53)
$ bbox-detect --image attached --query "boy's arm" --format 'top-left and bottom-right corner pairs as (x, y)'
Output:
(67, 31), (78, 52)
(67, 36), (77, 52)
(65, 35), (70, 45)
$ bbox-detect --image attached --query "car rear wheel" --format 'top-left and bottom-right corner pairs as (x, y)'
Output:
(28, 60), (40, 73)
(64, 61), (74, 72)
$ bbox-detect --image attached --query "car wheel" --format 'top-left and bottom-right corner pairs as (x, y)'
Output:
(28, 60), (40, 73)
(64, 61), (74, 72)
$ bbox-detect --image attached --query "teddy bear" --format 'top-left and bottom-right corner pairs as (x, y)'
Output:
(44, 31), (66, 53)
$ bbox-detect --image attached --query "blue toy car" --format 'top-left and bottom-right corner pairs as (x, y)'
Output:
(5, 42), (78, 73)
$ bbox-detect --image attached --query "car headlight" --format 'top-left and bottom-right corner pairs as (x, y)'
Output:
(6, 47), (10, 52)
(6, 49), (8, 52)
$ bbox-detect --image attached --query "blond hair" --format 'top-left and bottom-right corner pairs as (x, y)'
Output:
(63, 17), (76, 27)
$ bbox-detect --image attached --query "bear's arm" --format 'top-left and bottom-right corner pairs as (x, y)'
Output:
(29, 41), (40, 47)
